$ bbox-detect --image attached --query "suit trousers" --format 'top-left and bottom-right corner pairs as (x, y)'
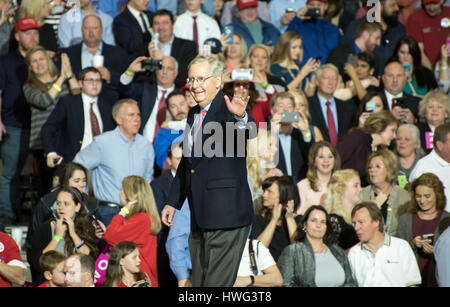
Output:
(189, 225), (250, 287)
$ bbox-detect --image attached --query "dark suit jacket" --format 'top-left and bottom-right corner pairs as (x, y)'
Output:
(63, 42), (132, 88)
(308, 94), (356, 144)
(41, 94), (116, 162)
(166, 91), (255, 230)
(113, 8), (153, 56)
(171, 37), (197, 88)
(380, 90), (421, 116)
(276, 128), (311, 182)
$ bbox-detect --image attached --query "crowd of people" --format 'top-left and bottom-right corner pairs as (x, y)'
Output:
(0, 0), (450, 288)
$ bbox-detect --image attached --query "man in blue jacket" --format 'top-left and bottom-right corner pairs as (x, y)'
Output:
(227, 0), (280, 51)
(287, 0), (340, 66)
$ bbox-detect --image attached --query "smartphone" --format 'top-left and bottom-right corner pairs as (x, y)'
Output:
(285, 8), (295, 13)
(231, 69), (253, 81)
(223, 25), (234, 44)
(347, 54), (358, 68)
(402, 63), (411, 74)
(365, 101), (376, 113)
(281, 112), (300, 123)
(53, 157), (63, 166)
(422, 233), (435, 244)
(305, 8), (321, 18)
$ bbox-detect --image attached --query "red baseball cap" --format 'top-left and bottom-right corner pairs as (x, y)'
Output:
(15, 17), (40, 33)
(237, 0), (258, 10)
(422, 0), (441, 4)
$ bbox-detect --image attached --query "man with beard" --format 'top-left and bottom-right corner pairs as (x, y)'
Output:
(326, 21), (382, 80)
(406, 0), (450, 67)
(342, 0), (405, 75)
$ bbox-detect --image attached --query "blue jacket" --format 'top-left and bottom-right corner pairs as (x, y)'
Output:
(229, 18), (280, 51)
(287, 17), (340, 66)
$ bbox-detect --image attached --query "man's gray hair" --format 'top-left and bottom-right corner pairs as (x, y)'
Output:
(112, 98), (139, 120)
(188, 55), (225, 77)
(315, 63), (339, 79)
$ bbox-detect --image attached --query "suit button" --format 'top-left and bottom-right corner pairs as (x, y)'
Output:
(191, 169), (195, 174)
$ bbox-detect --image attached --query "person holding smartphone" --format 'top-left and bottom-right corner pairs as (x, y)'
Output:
(396, 173), (450, 287)
(435, 36), (450, 94)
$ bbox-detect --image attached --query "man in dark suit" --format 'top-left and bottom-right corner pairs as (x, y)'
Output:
(113, 0), (154, 56)
(42, 67), (116, 168)
(63, 15), (132, 94)
(148, 9), (197, 88)
(269, 92), (312, 182)
(161, 55), (256, 287)
(308, 64), (356, 147)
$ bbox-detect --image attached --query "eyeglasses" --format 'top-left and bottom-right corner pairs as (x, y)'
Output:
(83, 78), (102, 83)
(186, 76), (214, 85)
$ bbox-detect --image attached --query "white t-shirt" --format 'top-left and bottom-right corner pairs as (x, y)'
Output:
(237, 239), (276, 276)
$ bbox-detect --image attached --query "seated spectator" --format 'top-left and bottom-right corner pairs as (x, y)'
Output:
(41, 67), (116, 170)
(102, 176), (161, 287)
(250, 176), (302, 261)
(248, 44), (287, 97)
(18, 0), (59, 57)
(348, 202), (422, 287)
(234, 238), (283, 287)
(343, 0), (405, 74)
(25, 162), (99, 283)
(0, 230), (27, 287)
(154, 92), (188, 171)
(29, 186), (99, 285)
(297, 141), (340, 215)
(360, 148), (410, 235)
(247, 128), (283, 202)
(308, 64), (357, 146)
(353, 91), (387, 128)
(269, 92), (312, 182)
(287, 0), (341, 67)
(221, 0), (271, 28)
(58, 0), (114, 48)
(326, 21), (381, 80)
(410, 122), (450, 212)
(390, 36), (438, 97)
(173, 0), (221, 49)
(436, 39), (450, 94)
(24, 46), (80, 196)
(397, 173), (450, 286)
(406, 0), (450, 68)
(337, 110), (398, 183)
(278, 205), (357, 287)
(270, 31), (320, 90)
(102, 241), (152, 287)
(112, 0), (153, 56)
(63, 15), (131, 95)
(289, 89), (323, 141)
(223, 33), (248, 72)
(395, 124), (425, 187)
(64, 253), (96, 287)
(344, 52), (381, 102)
(416, 89), (450, 154)
(38, 250), (67, 287)
(324, 169), (362, 250)
(226, 0), (280, 52)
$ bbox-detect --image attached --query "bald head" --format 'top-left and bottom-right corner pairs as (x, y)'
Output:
(82, 15), (103, 48)
(382, 61), (406, 96)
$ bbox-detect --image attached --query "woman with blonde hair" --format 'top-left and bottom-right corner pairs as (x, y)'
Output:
(324, 169), (362, 250)
(103, 176), (161, 287)
(289, 88), (323, 141)
(224, 33), (248, 72)
(270, 31), (320, 90)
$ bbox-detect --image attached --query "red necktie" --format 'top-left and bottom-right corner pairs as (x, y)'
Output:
(154, 89), (167, 139)
(90, 102), (100, 137)
(192, 15), (198, 49)
(326, 101), (338, 147)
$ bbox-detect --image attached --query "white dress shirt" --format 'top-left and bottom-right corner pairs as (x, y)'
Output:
(143, 85), (175, 142)
(81, 93), (104, 150)
(173, 10), (221, 46)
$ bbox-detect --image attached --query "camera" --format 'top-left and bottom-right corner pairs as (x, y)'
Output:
(142, 59), (162, 72)
(231, 69), (253, 81)
(305, 8), (321, 18)
(281, 112), (300, 123)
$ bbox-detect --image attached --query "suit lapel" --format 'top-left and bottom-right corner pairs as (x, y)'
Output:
(311, 95), (330, 140)
(72, 95), (85, 147)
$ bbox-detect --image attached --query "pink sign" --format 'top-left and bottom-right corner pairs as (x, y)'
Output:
(425, 131), (434, 149)
(94, 245), (111, 287)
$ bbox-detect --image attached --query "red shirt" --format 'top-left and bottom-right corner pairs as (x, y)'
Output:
(406, 7), (450, 65)
(0, 232), (25, 287)
(104, 212), (158, 287)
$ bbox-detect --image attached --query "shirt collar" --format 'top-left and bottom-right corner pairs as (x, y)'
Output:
(361, 233), (391, 252)
(82, 42), (103, 55)
(431, 149), (450, 167)
(81, 93), (98, 105)
(127, 4), (143, 18)
(115, 126), (136, 143)
(317, 93), (335, 105)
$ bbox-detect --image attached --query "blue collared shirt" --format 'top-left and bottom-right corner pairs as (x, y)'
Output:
(317, 93), (338, 133)
(165, 198), (191, 281)
(279, 131), (292, 176)
(58, 6), (115, 48)
(81, 42), (103, 69)
(73, 126), (154, 204)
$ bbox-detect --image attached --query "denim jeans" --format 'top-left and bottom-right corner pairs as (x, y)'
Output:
(0, 126), (30, 218)
(98, 205), (121, 227)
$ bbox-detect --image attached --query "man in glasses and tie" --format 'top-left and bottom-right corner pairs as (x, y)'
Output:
(161, 55), (257, 287)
